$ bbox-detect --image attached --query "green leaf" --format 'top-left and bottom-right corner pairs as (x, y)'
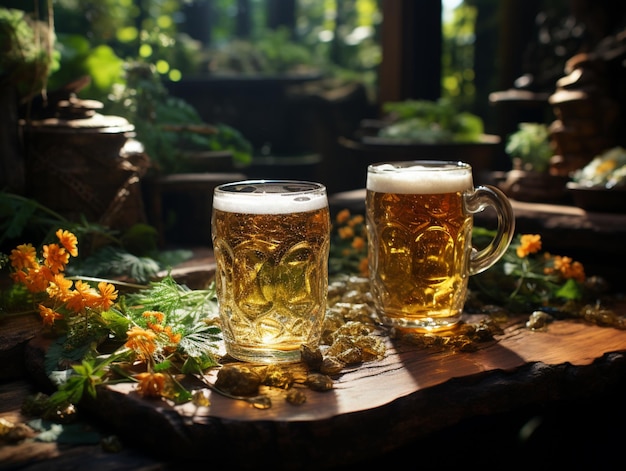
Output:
(68, 246), (161, 284)
(181, 352), (219, 374)
(71, 362), (91, 376)
(555, 278), (583, 301)
(154, 360), (172, 372)
(45, 336), (93, 378)
(100, 308), (132, 339)
(84, 44), (124, 92)
(163, 379), (193, 404)
(53, 375), (86, 405)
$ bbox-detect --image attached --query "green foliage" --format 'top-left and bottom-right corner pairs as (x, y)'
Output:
(123, 275), (218, 324)
(0, 192), (116, 251)
(66, 246), (161, 285)
(209, 28), (320, 76)
(47, 34), (125, 102)
(505, 123), (553, 172)
(207, 123), (254, 165)
(0, 281), (32, 313)
(37, 274), (221, 409)
(470, 227), (586, 313)
(441, 2), (478, 108)
(0, 7), (60, 99)
(47, 350), (127, 409)
(379, 98), (484, 143)
(0, 192), (191, 283)
(66, 246), (193, 285)
(105, 62), (252, 173)
(119, 223), (159, 256)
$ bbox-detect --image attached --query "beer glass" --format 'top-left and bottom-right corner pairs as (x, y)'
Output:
(211, 180), (331, 363)
(366, 161), (515, 332)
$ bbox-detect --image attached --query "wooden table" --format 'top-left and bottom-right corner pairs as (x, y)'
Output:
(3, 294), (626, 470)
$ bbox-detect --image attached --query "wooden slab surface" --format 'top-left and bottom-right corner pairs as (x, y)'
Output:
(53, 312), (626, 470)
(3, 252), (626, 470)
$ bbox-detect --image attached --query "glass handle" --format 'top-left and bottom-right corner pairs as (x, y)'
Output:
(464, 185), (515, 275)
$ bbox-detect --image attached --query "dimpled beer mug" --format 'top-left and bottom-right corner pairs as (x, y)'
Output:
(211, 180), (331, 363)
(366, 161), (515, 332)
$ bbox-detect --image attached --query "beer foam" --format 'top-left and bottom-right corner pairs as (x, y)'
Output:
(367, 163), (473, 194)
(213, 189), (327, 214)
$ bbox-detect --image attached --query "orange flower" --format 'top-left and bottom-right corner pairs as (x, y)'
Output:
(46, 274), (73, 301)
(43, 243), (69, 273)
(39, 304), (63, 326)
(351, 236), (366, 251)
(65, 280), (98, 313)
(143, 310), (165, 325)
(125, 326), (158, 361)
(568, 262), (586, 282)
(516, 234), (542, 258)
(10, 269), (27, 286)
(9, 244), (38, 270)
(163, 325), (181, 345)
(19, 265), (53, 293)
(56, 229), (78, 257)
(336, 209), (350, 224)
(348, 214), (364, 226)
(338, 226), (355, 239)
(550, 255), (586, 283)
(134, 372), (167, 398)
(95, 282), (118, 311)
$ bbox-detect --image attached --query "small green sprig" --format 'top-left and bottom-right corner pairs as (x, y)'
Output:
(470, 227), (588, 313)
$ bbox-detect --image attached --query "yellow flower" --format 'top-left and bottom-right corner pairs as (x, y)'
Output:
(43, 243), (69, 274)
(95, 282), (118, 311)
(125, 326), (158, 361)
(134, 372), (167, 398)
(336, 209), (350, 224)
(140, 311), (181, 352)
(56, 229), (78, 257)
(142, 311), (165, 334)
(163, 326), (181, 345)
(338, 226), (355, 239)
(348, 214), (364, 227)
(516, 234), (542, 258)
(46, 274), (73, 301)
(9, 244), (38, 270)
(15, 265), (53, 293)
(65, 280), (97, 313)
(549, 255), (586, 283)
(38, 304), (63, 326)
(143, 310), (165, 325)
(351, 236), (366, 251)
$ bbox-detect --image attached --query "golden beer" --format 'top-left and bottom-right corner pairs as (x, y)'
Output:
(212, 180), (330, 363)
(366, 161), (514, 331)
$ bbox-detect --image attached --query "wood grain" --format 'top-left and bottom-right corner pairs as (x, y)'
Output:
(62, 313), (626, 470)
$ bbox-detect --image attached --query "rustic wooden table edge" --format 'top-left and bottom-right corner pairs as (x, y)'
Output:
(5, 313), (624, 471)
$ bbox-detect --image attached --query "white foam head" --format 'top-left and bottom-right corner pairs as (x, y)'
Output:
(367, 162), (473, 194)
(213, 181), (327, 214)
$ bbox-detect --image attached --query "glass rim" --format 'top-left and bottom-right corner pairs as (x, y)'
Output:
(367, 160), (472, 173)
(214, 179), (326, 196)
